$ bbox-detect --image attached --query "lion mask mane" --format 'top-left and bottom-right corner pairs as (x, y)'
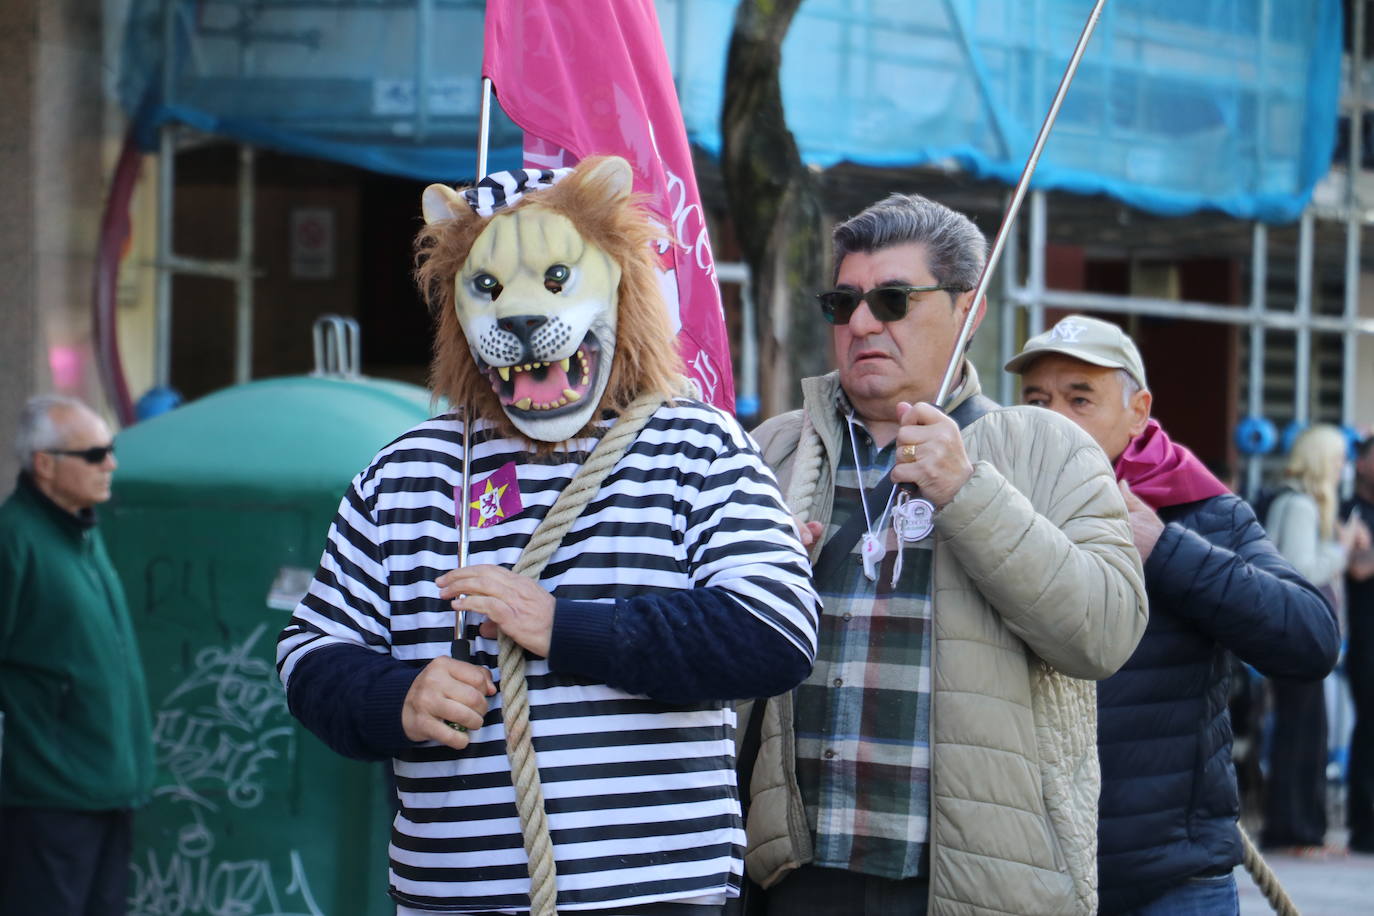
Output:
(415, 156), (685, 446)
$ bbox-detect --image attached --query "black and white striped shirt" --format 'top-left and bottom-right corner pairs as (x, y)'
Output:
(278, 400), (818, 913)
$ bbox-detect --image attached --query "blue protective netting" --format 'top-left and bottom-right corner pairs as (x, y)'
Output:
(120, 0), (1341, 222)
(118, 0), (525, 181)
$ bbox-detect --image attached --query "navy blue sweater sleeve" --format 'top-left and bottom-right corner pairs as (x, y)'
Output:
(548, 587), (812, 703)
(1146, 493), (1339, 680)
(284, 643), (424, 760)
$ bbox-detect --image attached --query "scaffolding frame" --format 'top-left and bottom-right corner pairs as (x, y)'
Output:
(995, 188), (1374, 490)
(995, 1), (1373, 497)
(147, 0), (1368, 434)
(149, 0), (472, 391)
(152, 0), (262, 389)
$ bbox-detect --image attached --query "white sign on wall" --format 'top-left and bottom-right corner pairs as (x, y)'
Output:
(290, 208), (335, 280)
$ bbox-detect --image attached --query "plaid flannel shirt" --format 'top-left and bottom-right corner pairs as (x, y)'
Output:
(793, 401), (935, 880)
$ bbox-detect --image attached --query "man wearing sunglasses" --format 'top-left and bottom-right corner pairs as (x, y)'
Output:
(739, 194), (1148, 916)
(0, 394), (153, 916)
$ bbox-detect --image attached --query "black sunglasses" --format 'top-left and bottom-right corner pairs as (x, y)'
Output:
(816, 284), (970, 325)
(47, 444), (115, 465)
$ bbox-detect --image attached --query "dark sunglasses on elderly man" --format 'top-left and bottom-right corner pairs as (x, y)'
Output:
(46, 444), (115, 465)
(816, 284), (971, 325)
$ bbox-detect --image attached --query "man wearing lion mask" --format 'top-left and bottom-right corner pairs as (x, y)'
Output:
(277, 156), (820, 916)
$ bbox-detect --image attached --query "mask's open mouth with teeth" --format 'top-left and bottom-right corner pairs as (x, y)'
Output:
(482, 331), (602, 417)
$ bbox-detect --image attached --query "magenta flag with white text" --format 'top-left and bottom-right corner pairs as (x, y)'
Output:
(483, 0), (735, 413)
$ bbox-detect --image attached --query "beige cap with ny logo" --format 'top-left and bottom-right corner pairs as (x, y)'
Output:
(1004, 315), (1148, 390)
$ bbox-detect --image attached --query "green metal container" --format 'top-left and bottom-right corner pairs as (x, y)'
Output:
(104, 375), (437, 916)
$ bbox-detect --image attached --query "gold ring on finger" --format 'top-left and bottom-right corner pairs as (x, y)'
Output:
(900, 444), (917, 460)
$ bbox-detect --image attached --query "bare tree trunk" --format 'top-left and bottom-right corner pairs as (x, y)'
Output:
(721, 0), (829, 420)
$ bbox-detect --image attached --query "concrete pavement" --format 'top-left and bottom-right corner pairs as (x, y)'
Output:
(1236, 847), (1374, 915)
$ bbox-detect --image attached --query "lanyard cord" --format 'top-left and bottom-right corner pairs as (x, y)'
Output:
(844, 412), (899, 543)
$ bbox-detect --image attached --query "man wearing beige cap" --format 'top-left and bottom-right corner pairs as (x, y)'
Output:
(1009, 315), (1340, 915)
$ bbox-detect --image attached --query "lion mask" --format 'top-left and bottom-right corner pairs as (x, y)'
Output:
(415, 156), (684, 445)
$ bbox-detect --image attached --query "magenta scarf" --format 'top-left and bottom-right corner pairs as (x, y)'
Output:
(1113, 419), (1231, 510)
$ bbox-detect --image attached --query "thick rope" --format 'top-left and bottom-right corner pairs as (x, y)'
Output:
(492, 390), (668, 916)
(513, 393), (664, 579)
(1239, 823), (1301, 916)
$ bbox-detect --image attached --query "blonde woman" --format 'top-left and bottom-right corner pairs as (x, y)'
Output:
(1261, 424), (1371, 855)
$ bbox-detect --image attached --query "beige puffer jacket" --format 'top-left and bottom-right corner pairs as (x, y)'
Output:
(744, 366), (1147, 916)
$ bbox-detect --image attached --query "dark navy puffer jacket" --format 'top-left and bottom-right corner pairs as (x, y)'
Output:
(1096, 492), (1338, 915)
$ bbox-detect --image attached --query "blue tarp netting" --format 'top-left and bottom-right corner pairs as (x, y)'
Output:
(119, 0), (526, 180)
(120, 0), (1341, 223)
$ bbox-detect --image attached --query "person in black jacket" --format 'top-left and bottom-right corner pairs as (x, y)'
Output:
(1344, 436), (1374, 854)
(1008, 316), (1339, 916)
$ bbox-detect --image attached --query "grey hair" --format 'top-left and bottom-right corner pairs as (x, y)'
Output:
(1117, 369), (1143, 408)
(15, 394), (89, 470)
(832, 192), (989, 293)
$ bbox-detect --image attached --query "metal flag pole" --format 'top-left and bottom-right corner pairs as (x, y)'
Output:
(477, 76), (493, 179)
(452, 404), (475, 664)
(465, 66), (561, 916)
(934, 0), (1109, 407)
(453, 77), (494, 665)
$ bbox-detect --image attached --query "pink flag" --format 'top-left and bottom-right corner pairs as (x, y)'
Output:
(483, 0), (736, 413)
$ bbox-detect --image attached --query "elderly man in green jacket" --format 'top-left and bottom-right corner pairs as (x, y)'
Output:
(740, 192), (1148, 916)
(0, 394), (154, 916)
